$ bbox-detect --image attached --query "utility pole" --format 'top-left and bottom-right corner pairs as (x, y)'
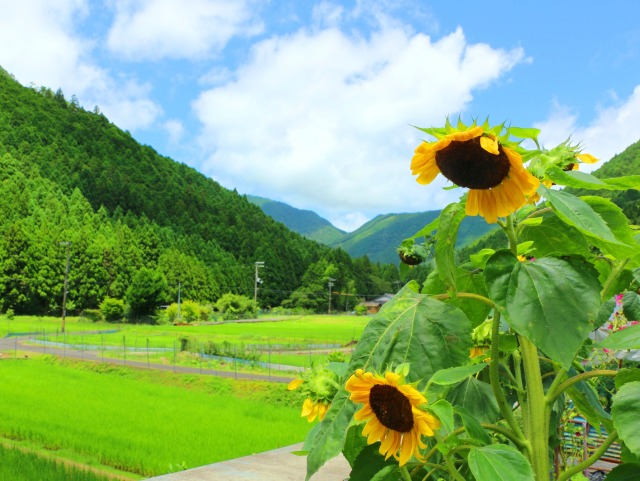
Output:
(177, 281), (181, 322)
(254, 261), (265, 305)
(327, 278), (335, 314)
(60, 241), (71, 333)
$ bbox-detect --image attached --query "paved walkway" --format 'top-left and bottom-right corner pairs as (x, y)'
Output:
(0, 335), (296, 384)
(147, 443), (350, 481)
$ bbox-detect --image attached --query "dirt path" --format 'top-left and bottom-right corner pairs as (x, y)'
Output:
(0, 335), (296, 384)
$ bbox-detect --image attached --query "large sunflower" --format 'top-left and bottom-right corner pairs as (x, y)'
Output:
(411, 125), (540, 223)
(346, 369), (440, 466)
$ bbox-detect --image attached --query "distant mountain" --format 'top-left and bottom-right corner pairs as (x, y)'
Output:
(330, 211), (497, 264)
(246, 195), (346, 244)
(249, 193), (497, 265)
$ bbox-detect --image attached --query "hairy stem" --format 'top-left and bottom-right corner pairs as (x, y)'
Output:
(490, 311), (528, 450)
(519, 335), (548, 480)
(546, 370), (618, 406)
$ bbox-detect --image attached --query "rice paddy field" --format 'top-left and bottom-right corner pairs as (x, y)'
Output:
(4, 314), (366, 370)
(0, 314), (368, 479)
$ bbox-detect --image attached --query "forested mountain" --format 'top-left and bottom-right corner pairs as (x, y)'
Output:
(248, 195), (496, 264)
(246, 195), (346, 244)
(0, 67), (402, 315)
(330, 212), (496, 264)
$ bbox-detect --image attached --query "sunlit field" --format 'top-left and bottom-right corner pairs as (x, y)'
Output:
(0, 357), (311, 478)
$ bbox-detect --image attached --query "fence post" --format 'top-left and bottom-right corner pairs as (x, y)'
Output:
(268, 344), (271, 382)
(101, 334), (104, 363)
(81, 332), (84, 360)
(234, 345), (237, 380)
(173, 340), (176, 373)
(147, 338), (150, 369)
(123, 336), (127, 365)
(42, 329), (46, 355)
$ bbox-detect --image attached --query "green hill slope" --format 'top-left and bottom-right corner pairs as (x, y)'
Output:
(246, 195), (346, 244)
(0, 68), (331, 310)
(331, 211), (497, 264)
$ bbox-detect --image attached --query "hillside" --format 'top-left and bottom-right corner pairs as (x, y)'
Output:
(246, 195), (346, 244)
(331, 211), (497, 264)
(0, 67), (401, 313)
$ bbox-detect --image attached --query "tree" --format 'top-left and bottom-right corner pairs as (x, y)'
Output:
(125, 267), (167, 317)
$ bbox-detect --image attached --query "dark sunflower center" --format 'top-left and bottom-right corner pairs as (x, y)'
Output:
(435, 137), (510, 189)
(369, 384), (414, 433)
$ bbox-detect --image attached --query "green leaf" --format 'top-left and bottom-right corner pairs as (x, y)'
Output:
(582, 196), (640, 262)
(305, 390), (356, 480)
(616, 368), (640, 390)
(422, 267), (491, 328)
(518, 212), (591, 258)
(470, 249), (496, 269)
(622, 291), (640, 322)
(603, 463), (640, 481)
(506, 126), (540, 142)
(485, 251), (601, 368)
(348, 444), (398, 481)
(540, 185), (624, 246)
(410, 216), (440, 240)
(597, 322), (640, 350)
(435, 201), (466, 292)
(429, 399), (455, 435)
(566, 380), (612, 432)
(468, 444), (535, 481)
(341, 424), (368, 467)
(546, 166), (640, 191)
(305, 284), (472, 479)
(428, 363), (488, 387)
(455, 406), (492, 444)
(447, 377), (500, 424)
(613, 381), (640, 456)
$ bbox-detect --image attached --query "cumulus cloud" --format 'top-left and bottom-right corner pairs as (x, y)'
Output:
(193, 21), (525, 231)
(0, 0), (163, 132)
(106, 0), (263, 60)
(536, 86), (640, 172)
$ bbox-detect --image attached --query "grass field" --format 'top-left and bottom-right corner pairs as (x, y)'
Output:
(5, 314), (365, 371)
(0, 356), (311, 478)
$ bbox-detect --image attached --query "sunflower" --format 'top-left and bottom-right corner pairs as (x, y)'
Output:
(411, 124), (540, 223)
(300, 398), (330, 422)
(346, 369), (440, 466)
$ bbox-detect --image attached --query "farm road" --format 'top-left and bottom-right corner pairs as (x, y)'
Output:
(0, 334), (296, 384)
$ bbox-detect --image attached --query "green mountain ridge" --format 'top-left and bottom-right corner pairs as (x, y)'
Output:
(0, 66), (400, 313)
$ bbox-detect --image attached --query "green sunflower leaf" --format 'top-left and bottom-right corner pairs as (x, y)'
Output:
(427, 363), (488, 387)
(455, 405), (492, 445)
(612, 381), (640, 456)
(540, 185), (626, 247)
(518, 212), (592, 258)
(506, 126), (541, 142)
(597, 323), (640, 351)
(435, 201), (466, 293)
(484, 251), (601, 368)
(468, 444), (535, 481)
(603, 463), (640, 481)
(348, 444), (398, 481)
(581, 196), (640, 263)
(422, 267), (491, 328)
(305, 284), (472, 480)
(447, 378), (500, 424)
(546, 166), (640, 190)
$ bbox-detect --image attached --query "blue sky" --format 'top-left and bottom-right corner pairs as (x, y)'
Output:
(1, 1), (639, 231)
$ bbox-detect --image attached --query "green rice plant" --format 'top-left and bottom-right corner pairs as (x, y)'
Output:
(0, 357), (309, 477)
(0, 444), (118, 481)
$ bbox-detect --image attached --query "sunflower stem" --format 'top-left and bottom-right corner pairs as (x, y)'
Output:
(400, 465), (413, 481)
(504, 215), (518, 256)
(434, 432), (467, 481)
(519, 335), (548, 481)
(490, 311), (528, 449)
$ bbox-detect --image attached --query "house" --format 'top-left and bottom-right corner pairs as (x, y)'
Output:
(360, 293), (395, 315)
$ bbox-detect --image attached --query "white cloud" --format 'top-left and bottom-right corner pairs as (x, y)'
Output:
(536, 85), (640, 172)
(106, 0), (263, 60)
(193, 23), (525, 230)
(0, 0), (163, 132)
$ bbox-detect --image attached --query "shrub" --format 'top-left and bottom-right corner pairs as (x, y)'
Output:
(5, 308), (14, 320)
(214, 293), (257, 320)
(99, 297), (125, 322)
(81, 309), (102, 322)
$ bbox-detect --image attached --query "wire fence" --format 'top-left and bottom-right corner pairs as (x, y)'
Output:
(1, 329), (354, 383)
